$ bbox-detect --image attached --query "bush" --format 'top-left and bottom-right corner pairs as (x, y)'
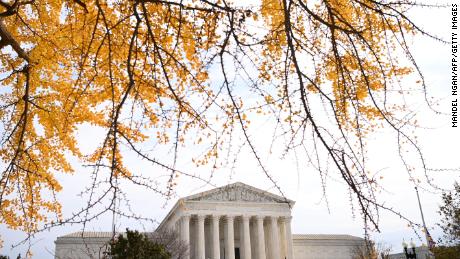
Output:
(109, 229), (170, 259)
(433, 245), (460, 259)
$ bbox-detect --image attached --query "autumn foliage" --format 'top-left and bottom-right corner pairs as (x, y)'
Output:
(0, 0), (431, 238)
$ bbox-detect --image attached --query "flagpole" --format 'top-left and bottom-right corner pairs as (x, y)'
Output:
(414, 186), (435, 258)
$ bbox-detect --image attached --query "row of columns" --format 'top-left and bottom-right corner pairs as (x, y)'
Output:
(180, 214), (293, 259)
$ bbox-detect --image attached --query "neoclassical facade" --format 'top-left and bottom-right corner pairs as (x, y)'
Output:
(157, 182), (295, 259)
(55, 182), (365, 259)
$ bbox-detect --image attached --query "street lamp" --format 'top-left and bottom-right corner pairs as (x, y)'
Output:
(402, 240), (417, 259)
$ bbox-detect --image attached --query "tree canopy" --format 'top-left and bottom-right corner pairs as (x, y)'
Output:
(438, 182), (460, 246)
(433, 245), (460, 259)
(427, 182), (460, 259)
(351, 240), (391, 259)
(109, 229), (170, 259)
(0, 0), (443, 241)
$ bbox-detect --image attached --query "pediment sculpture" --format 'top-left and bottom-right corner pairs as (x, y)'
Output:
(186, 183), (289, 203)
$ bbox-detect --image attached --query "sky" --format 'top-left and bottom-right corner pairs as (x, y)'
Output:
(1, 0), (459, 258)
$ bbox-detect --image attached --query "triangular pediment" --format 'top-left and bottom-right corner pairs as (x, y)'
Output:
(183, 182), (294, 204)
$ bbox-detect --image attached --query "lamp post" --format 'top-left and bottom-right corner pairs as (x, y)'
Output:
(402, 240), (417, 259)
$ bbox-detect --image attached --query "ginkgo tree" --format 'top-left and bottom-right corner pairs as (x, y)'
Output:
(0, 0), (443, 242)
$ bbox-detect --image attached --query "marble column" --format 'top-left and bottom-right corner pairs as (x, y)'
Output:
(212, 215), (220, 259)
(280, 218), (287, 259)
(256, 216), (266, 259)
(284, 217), (294, 259)
(269, 216), (280, 259)
(197, 215), (206, 259)
(242, 215), (251, 259)
(225, 216), (235, 259)
(181, 215), (191, 259)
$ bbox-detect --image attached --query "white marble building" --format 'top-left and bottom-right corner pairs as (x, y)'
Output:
(55, 182), (365, 259)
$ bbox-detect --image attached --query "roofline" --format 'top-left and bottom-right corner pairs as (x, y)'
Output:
(183, 182), (295, 204)
(156, 199), (181, 231)
(157, 182), (295, 231)
(292, 234), (365, 240)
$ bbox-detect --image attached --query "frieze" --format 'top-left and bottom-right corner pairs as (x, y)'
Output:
(188, 185), (285, 203)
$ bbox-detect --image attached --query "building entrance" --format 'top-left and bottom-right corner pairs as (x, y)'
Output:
(235, 248), (240, 259)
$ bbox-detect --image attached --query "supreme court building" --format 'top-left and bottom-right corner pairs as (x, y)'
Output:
(55, 182), (365, 259)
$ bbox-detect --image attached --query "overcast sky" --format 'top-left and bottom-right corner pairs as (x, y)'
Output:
(1, 1), (459, 258)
